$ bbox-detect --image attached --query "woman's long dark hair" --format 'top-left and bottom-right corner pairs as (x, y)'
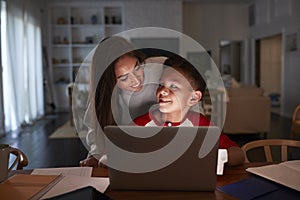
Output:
(94, 49), (146, 129)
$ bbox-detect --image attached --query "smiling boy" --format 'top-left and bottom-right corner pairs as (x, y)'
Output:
(133, 54), (244, 166)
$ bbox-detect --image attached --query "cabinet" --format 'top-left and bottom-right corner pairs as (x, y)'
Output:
(48, 2), (124, 111)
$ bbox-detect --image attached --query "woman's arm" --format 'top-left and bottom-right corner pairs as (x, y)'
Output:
(80, 103), (106, 167)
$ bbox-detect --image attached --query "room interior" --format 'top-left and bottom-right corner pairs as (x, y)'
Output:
(1, 1), (300, 199)
(0, 0), (300, 171)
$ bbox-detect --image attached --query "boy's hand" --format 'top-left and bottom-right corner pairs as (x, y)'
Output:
(227, 146), (245, 166)
(80, 156), (99, 167)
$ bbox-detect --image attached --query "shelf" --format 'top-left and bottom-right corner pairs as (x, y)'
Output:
(72, 63), (85, 67)
(52, 24), (70, 28)
(104, 24), (123, 27)
(54, 82), (70, 85)
(71, 44), (97, 48)
(48, 2), (124, 111)
(53, 64), (71, 67)
(52, 44), (70, 47)
(71, 24), (103, 28)
(72, 63), (91, 68)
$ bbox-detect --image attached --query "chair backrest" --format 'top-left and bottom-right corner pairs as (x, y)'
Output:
(10, 148), (28, 170)
(241, 139), (300, 163)
(291, 104), (300, 139)
(292, 104), (300, 122)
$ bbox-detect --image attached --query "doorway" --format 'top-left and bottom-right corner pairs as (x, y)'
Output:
(255, 34), (282, 114)
(219, 40), (242, 82)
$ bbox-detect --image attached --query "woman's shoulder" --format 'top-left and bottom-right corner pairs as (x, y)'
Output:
(144, 65), (163, 82)
(144, 56), (167, 83)
(145, 56), (167, 65)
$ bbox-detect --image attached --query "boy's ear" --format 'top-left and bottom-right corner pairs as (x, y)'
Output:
(188, 91), (202, 106)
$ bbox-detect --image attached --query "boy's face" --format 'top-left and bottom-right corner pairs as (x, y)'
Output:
(114, 55), (144, 92)
(157, 67), (201, 117)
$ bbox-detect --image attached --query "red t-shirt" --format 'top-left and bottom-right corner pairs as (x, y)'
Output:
(133, 110), (238, 149)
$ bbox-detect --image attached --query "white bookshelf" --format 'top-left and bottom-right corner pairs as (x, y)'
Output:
(48, 2), (124, 111)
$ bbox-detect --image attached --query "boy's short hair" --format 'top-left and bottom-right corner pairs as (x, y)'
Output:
(164, 54), (207, 94)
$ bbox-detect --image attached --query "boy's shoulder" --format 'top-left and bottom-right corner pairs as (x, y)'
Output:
(132, 111), (212, 127)
(186, 111), (211, 126)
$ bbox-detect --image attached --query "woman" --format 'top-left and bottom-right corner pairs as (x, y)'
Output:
(80, 36), (164, 167)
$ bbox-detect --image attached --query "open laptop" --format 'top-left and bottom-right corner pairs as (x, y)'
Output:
(103, 126), (220, 191)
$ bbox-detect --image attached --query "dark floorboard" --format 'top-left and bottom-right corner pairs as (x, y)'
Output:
(0, 112), (298, 169)
(0, 112), (88, 169)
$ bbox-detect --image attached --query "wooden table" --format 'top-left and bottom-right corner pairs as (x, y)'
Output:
(91, 162), (269, 200)
(10, 163), (268, 200)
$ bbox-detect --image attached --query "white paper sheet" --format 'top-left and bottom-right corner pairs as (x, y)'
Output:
(31, 167), (92, 177)
(41, 175), (110, 199)
(246, 160), (300, 191)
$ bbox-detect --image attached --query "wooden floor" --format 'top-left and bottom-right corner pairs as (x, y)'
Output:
(0, 112), (88, 169)
(0, 112), (297, 169)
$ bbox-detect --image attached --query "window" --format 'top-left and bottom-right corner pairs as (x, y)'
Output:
(1, 0), (44, 132)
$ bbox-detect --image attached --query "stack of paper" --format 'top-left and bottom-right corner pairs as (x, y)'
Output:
(31, 166), (93, 177)
(31, 167), (110, 199)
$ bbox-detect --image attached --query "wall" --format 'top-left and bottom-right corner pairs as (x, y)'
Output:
(43, 0), (182, 58)
(44, 0), (182, 34)
(122, 0), (182, 48)
(249, 0), (300, 117)
(182, 3), (249, 77)
(183, 0), (300, 118)
(124, 0), (182, 32)
(42, 0), (299, 117)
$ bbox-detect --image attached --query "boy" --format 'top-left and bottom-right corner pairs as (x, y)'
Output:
(133, 54), (244, 166)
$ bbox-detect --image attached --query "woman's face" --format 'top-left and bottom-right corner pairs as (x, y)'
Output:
(114, 55), (144, 92)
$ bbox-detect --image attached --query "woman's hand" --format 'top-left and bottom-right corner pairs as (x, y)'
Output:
(80, 156), (99, 167)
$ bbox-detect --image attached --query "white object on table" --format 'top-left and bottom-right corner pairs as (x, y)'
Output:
(41, 175), (110, 199)
(31, 167), (109, 199)
(246, 160), (300, 191)
(31, 167), (92, 177)
(217, 149), (228, 175)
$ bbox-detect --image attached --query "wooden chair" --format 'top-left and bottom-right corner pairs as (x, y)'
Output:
(291, 104), (300, 139)
(241, 139), (300, 163)
(10, 148), (28, 170)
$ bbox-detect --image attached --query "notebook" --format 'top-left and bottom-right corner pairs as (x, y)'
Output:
(0, 174), (63, 200)
(104, 126), (220, 191)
